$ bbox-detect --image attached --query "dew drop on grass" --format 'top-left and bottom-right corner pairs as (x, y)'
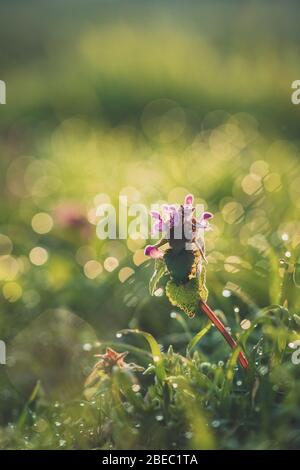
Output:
(240, 319), (251, 330)
(55, 421), (61, 427)
(236, 380), (243, 386)
(155, 415), (163, 422)
(218, 361), (224, 367)
(234, 307), (240, 313)
(59, 439), (66, 447)
(83, 343), (92, 351)
(212, 420), (220, 428)
(222, 289), (231, 298)
(185, 431), (193, 439)
(154, 288), (164, 297)
(257, 346), (263, 356)
(132, 384), (141, 392)
(259, 366), (268, 376)
(116, 332), (122, 338)
(170, 311), (177, 319)
(172, 383), (178, 389)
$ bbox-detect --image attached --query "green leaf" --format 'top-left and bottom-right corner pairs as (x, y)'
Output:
(149, 258), (168, 296)
(199, 265), (209, 302)
(120, 329), (166, 382)
(17, 380), (42, 431)
(165, 270), (208, 318)
(293, 314), (300, 327)
(187, 321), (212, 355)
(166, 278), (199, 317)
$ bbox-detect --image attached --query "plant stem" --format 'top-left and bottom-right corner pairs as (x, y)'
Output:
(199, 301), (249, 369)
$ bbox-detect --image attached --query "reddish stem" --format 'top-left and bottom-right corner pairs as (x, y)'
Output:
(199, 301), (249, 369)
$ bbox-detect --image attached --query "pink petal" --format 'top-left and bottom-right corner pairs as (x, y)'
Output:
(151, 221), (164, 235)
(202, 212), (213, 220)
(184, 194), (194, 205)
(150, 210), (162, 220)
(144, 245), (164, 259)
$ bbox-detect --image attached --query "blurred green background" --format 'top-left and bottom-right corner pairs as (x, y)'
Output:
(1, 0), (300, 449)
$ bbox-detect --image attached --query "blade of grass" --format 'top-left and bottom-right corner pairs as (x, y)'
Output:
(187, 321), (212, 356)
(17, 380), (41, 431)
(119, 329), (166, 382)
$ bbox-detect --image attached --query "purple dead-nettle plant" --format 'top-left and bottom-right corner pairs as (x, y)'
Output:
(145, 194), (248, 369)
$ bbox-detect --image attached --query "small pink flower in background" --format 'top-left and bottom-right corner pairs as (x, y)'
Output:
(54, 203), (87, 228)
(54, 202), (92, 239)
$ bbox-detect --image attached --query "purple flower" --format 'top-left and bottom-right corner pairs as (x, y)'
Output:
(144, 245), (164, 259)
(196, 211), (213, 230)
(150, 205), (181, 236)
(145, 194), (213, 259)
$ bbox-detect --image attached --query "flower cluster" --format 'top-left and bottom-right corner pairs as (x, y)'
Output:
(145, 194), (213, 261)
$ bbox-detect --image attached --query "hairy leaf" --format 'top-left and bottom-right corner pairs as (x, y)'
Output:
(149, 258), (168, 295)
(165, 267), (209, 318)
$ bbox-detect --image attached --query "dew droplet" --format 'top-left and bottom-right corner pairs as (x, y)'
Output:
(258, 366), (268, 376)
(240, 319), (251, 330)
(222, 289), (231, 298)
(154, 288), (163, 297)
(211, 420), (220, 428)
